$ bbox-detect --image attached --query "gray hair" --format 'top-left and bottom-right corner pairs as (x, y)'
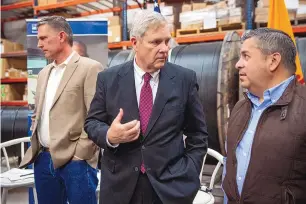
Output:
(130, 10), (168, 38)
(241, 28), (297, 73)
(37, 16), (73, 46)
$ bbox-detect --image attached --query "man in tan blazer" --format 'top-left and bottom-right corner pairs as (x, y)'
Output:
(19, 16), (103, 204)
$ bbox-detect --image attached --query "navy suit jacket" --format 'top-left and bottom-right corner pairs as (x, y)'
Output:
(85, 60), (208, 204)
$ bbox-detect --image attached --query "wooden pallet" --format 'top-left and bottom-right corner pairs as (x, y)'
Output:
(176, 23), (245, 37)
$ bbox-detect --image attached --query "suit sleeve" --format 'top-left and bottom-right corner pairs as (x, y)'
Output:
(84, 71), (110, 150)
(31, 72), (41, 131)
(183, 71), (209, 174)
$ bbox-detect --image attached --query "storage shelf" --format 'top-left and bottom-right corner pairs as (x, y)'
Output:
(176, 30), (244, 44)
(108, 25), (306, 49)
(108, 30), (244, 49)
(1, 78), (28, 84)
(34, 0), (98, 11)
(0, 1), (33, 11)
(1, 101), (28, 106)
(76, 4), (142, 17)
(1, 51), (27, 58)
(293, 25), (306, 33)
(34, 0), (142, 18)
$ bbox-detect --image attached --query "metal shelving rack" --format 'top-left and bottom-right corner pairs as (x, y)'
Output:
(1, 0), (306, 105)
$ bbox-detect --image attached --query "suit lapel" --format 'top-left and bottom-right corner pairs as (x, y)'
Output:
(144, 64), (176, 138)
(50, 53), (80, 109)
(118, 61), (139, 122)
(36, 65), (54, 122)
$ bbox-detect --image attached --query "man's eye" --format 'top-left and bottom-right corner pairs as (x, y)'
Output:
(152, 40), (160, 45)
(242, 54), (249, 60)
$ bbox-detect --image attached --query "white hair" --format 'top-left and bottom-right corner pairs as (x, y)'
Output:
(130, 10), (168, 38)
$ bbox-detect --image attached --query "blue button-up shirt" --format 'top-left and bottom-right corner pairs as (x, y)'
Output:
(223, 76), (294, 204)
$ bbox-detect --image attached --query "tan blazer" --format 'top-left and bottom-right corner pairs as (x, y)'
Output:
(20, 53), (103, 169)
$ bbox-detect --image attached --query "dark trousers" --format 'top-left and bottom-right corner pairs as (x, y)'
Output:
(34, 151), (98, 204)
(129, 173), (163, 204)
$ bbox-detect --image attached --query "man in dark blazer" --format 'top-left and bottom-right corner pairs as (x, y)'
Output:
(85, 10), (208, 204)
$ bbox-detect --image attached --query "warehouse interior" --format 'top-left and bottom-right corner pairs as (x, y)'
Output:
(1, 0), (306, 203)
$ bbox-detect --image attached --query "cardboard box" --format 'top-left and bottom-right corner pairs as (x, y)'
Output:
(255, 8), (269, 15)
(229, 7), (242, 17)
(1, 84), (25, 101)
(7, 68), (27, 78)
(215, 1), (228, 9)
(218, 18), (229, 26)
(181, 21), (203, 30)
(192, 3), (207, 11)
(0, 59), (8, 78)
(0, 58), (26, 75)
(48, 0), (57, 4)
(161, 6), (173, 16)
(255, 10), (296, 22)
(217, 8), (229, 19)
(108, 16), (120, 26)
(255, 14), (268, 23)
(8, 59), (27, 70)
(108, 25), (121, 43)
(38, 0), (48, 6)
(297, 13), (306, 19)
(0, 39), (14, 53)
(257, 0), (269, 8)
(13, 42), (24, 51)
(229, 16), (242, 24)
(182, 4), (192, 12)
(165, 15), (174, 23)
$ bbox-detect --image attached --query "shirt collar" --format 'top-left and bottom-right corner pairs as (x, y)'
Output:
(52, 51), (75, 68)
(247, 75), (295, 106)
(133, 57), (160, 84)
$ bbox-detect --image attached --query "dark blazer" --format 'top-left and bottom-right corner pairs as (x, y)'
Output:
(84, 60), (208, 204)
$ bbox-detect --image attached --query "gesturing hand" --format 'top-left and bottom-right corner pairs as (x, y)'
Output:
(107, 108), (140, 145)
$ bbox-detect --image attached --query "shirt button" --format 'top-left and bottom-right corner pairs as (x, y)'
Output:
(142, 145), (146, 150)
(134, 167), (139, 172)
(243, 152), (247, 157)
(238, 177), (242, 181)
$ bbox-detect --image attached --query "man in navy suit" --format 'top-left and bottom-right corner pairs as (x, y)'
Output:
(85, 10), (208, 204)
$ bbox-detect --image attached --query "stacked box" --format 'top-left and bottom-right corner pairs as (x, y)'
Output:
(1, 84), (25, 101)
(255, 0), (297, 23)
(108, 16), (122, 43)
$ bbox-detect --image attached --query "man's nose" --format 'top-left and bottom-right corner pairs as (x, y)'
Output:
(235, 57), (243, 70)
(37, 41), (43, 49)
(160, 42), (170, 53)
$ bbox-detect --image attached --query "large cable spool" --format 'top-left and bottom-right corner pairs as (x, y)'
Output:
(108, 49), (135, 68)
(296, 37), (306, 76)
(108, 50), (121, 67)
(1, 106), (29, 156)
(169, 31), (240, 155)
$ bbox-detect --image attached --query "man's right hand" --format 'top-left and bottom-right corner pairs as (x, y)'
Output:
(107, 108), (140, 145)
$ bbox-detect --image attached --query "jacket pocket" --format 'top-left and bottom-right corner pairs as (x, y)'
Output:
(282, 186), (296, 204)
(69, 129), (82, 141)
(102, 157), (115, 173)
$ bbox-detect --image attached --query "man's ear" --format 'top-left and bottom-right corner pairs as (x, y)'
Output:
(269, 52), (282, 72)
(130, 36), (138, 52)
(59, 31), (67, 44)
